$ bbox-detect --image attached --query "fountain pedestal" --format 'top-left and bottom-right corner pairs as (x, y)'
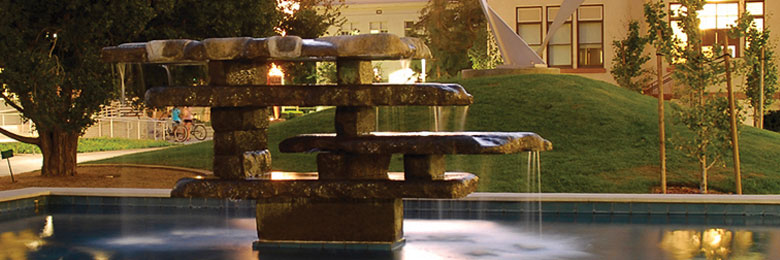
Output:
(102, 34), (552, 250)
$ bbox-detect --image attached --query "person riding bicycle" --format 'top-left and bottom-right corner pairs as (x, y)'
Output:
(181, 106), (194, 140)
(171, 106), (182, 125)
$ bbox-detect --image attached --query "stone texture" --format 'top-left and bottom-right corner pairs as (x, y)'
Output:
(101, 43), (147, 63)
(213, 150), (272, 179)
(300, 39), (338, 57)
(213, 155), (243, 179)
(203, 37), (251, 60)
(243, 150), (272, 178)
(102, 35), (429, 63)
(207, 61), (269, 86)
(280, 132), (553, 154)
(170, 172), (479, 199)
(337, 60), (373, 85)
(144, 84), (473, 107)
(210, 107), (269, 132)
(146, 39), (195, 62)
(256, 198), (403, 243)
(399, 37), (432, 59)
(403, 154), (445, 180)
(267, 36), (302, 58)
(317, 152), (391, 180)
(242, 38), (269, 59)
(316, 34), (426, 60)
(335, 106), (375, 137)
(213, 129), (268, 155)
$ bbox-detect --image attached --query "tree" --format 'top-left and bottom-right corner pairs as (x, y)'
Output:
(277, 0), (346, 84)
(415, 0), (485, 78)
(0, 1), (156, 176)
(646, 0), (732, 193)
(610, 20), (651, 92)
(731, 13), (777, 128)
(644, 1), (675, 194)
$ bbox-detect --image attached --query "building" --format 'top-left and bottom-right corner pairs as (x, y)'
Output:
(335, 0), (776, 84)
(327, 0), (429, 82)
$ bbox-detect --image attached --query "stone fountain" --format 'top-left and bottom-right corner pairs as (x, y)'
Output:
(101, 34), (552, 251)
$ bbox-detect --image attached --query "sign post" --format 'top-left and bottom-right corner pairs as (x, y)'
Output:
(2, 150), (14, 183)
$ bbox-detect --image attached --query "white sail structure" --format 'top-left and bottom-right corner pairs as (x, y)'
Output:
(477, 0), (583, 68)
(477, 0), (543, 68)
(539, 0), (585, 53)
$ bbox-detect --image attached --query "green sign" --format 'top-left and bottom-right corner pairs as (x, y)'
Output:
(1, 150), (13, 159)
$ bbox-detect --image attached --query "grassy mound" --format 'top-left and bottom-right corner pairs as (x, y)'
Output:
(94, 74), (780, 193)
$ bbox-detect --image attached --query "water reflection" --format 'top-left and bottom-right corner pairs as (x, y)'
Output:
(0, 215), (53, 260)
(660, 228), (754, 260)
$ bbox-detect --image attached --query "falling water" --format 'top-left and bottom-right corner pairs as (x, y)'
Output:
(115, 63), (128, 104)
(525, 151), (543, 235)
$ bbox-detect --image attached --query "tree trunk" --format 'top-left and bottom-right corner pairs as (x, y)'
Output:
(700, 156), (708, 194)
(38, 130), (79, 176)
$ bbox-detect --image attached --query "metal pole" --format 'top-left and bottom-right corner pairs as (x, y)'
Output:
(7, 158), (13, 183)
(724, 37), (742, 194)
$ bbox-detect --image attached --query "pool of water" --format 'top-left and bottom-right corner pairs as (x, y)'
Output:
(1, 204), (779, 259)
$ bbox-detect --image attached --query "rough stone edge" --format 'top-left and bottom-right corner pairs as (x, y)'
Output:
(101, 35), (431, 63)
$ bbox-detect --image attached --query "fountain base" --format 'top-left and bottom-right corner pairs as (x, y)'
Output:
(252, 239), (405, 251)
(255, 198), (404, 250)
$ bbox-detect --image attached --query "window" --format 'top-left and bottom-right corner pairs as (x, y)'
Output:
(404, 21), (415, 37)
(670, 1), (742, 57)
(546, 6), (573, 67)
(746, 0), (764, 31)
(339, 22), (359, 35)
(516, 7), (543, 51)
(370, 22), (388, 34)
(577, 5), (603, 67)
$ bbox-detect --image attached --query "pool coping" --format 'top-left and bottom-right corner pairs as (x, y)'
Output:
(3, 188), (780, 205)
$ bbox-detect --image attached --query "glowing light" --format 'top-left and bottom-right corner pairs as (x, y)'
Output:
(40, 216), (54, 238)
(194, 175), (204, 179)
(268, 63), (284, 78)
(277, 0), (300, 15)
(388, 68), (418, 84)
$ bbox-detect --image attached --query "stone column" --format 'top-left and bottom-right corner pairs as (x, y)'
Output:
(316, 60), (391, 180)
(209, 61), (272, 179)
(255, 59), (404, 248)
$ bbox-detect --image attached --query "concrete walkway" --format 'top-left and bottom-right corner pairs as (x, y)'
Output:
(0, 147), (165, 177)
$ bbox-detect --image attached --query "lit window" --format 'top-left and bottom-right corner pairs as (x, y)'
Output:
(370, 22), (388, 34)
(546, 6), (572, 67)
(404, 21), (415, 37)
(577, 5), (603, 68)
(670, 2), (743, 57)
(516, 7), (542, 50)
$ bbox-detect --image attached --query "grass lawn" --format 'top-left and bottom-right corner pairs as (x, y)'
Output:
(0, 137), (174, 154)
(93, 74), (780, 194)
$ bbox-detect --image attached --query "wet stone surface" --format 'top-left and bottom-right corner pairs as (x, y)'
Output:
(144, 84), (473, 107)
(280, 132), (553, 155)
(170, 173), (479, 200)
(101, 34), (430, 63)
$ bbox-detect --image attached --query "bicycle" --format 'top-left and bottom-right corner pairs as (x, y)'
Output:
(186, 122), (208, 141)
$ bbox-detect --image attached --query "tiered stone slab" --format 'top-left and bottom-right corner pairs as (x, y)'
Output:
(101, 34), (431, 63)
(279, 132), (553, 154)
(170, 172), (478, 200)
(145, 83), (473, 107)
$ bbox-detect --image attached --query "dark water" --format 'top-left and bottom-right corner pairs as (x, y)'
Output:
(1, 205), (779, 260)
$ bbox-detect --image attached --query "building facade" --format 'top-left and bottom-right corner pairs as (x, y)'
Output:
(335, 0), (777, 88)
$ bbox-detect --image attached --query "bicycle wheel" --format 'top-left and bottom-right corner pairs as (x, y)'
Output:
(191, 124), (207, 140)
(173, 125), (188, 142)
